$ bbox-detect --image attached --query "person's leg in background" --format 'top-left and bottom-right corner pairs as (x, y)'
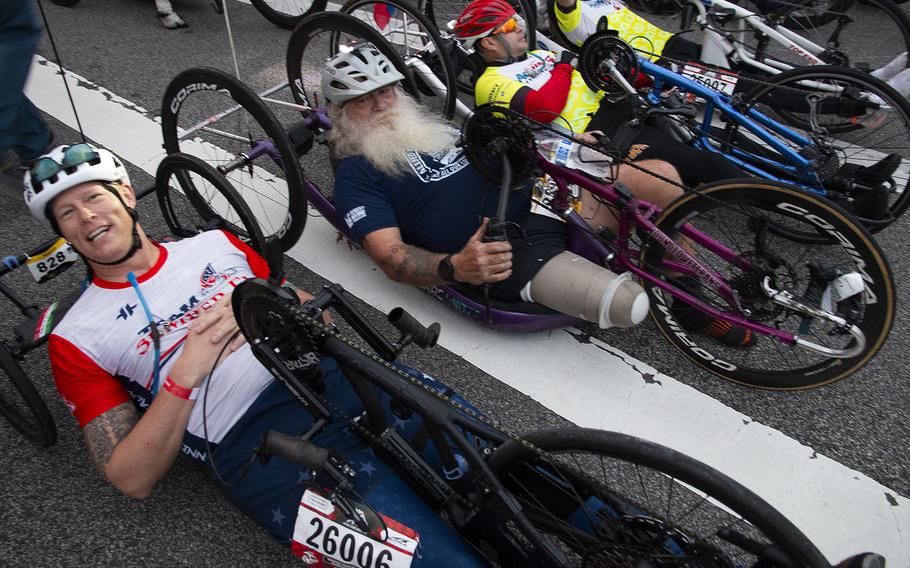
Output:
(0, 0), (53, 172)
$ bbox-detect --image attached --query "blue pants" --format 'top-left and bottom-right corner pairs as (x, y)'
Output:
(0, 0), (52, 162)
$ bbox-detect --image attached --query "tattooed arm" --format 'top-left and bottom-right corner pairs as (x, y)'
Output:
(362, 221), (514, 287)
(82, 303), (239, 499)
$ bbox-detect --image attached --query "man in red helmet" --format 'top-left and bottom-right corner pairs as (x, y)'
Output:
(453, 0), (748, 188)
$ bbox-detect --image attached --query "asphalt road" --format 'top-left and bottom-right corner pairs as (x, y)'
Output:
(0, 0), (908, 566)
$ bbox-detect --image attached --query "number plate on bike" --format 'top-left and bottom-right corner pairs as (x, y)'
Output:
(681, 62), (738, 96)
(26, 238), (79, 283)
(291, 487), (419, 568)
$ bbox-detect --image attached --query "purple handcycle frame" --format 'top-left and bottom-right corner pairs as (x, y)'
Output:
(296, 109), (796, 344)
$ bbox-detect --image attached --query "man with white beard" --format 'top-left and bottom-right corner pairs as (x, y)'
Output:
(327, 43), (751, 345)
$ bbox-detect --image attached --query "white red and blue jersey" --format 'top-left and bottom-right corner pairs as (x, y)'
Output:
(48, 229), (271, 443)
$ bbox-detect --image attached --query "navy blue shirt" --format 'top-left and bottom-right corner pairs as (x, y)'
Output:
(334, 145), (531, 253)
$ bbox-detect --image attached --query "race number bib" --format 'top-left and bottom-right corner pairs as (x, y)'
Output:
(26, 238), (79, 283)
(291, 487), (420, 568)
(681, 62), (739, 96)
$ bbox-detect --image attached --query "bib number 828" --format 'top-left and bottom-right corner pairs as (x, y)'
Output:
(304, 517), (393, 568)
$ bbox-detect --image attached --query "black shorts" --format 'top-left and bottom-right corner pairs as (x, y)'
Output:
(489, 212), (567, 302)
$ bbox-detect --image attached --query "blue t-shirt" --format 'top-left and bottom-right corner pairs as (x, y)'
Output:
(334, 145), (530, 252)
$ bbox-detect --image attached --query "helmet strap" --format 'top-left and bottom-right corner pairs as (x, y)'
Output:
(492, 34), (519, 64)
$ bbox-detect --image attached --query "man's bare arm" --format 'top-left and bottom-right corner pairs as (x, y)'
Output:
(83, 402), (138, 475)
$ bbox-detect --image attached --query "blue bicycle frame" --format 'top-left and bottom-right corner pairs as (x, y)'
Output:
(638, 58), (827, 196)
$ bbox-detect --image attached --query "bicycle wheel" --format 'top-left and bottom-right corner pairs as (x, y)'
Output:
(340, 0), (459, 119)
(728, 65), (910, 232)
(249, 0), (327, 30)
(736, 0), (910, 71)
(486, 427), (830, 567)
(0, 343), (57, 447)
(161, 67), (307, 252)
(156, 153), (269, 258)
(640, 179), (894, 389)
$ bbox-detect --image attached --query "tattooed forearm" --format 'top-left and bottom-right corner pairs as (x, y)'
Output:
(83, 402), (138, 475)
(385, 243), (440, 285)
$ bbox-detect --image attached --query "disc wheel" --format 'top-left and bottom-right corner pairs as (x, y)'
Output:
(728, 65), (910, 233)
(749, 0), (910, 71)
(640, 179), (894, 389)
(340, 0), (459, 119)
(156, 152), (269, 258)
(161, 67), (307, 252)
(486, 428), (831, 567)
(249, 0), (328, 30)
(0, 343), (56, 447)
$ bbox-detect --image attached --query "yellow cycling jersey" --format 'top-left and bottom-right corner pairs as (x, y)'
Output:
(474, 50), (605, 133)
(553, 0), (673, 60)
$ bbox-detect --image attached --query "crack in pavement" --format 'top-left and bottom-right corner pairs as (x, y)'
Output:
(565, 328), (662, 386)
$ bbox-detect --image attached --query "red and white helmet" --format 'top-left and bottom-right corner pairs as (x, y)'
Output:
(453, 0), (517, 49)
(23, 143), (131, 220)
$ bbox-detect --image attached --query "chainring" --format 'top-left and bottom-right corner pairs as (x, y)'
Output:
(578, 32), (641, 96)
(461, 103), (540, 185)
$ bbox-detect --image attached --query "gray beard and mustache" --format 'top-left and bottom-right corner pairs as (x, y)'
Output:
(329, 92), (458, 177)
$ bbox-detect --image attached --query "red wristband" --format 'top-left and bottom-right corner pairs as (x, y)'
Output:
(163, 376), (199, 401)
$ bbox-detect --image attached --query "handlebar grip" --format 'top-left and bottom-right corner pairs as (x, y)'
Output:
(389, 307), (440, 348)
(262, 431), (330, 471)
(483, 218), (509, 242)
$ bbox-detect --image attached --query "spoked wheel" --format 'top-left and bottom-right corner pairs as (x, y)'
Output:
(757, 0), (910, 71)
(161, 67), (307, 252)
(728, 66), (910, 233)
(0, 343), (56, 447)
(641, 179), (894, 389)
(486, 428), (831, 567)
(340, 0), (459, 119)
(156, 152), (269, 257)
(249, 0), (327, 30)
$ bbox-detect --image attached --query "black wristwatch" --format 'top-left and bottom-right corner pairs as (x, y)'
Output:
(438, 254), (458, 283)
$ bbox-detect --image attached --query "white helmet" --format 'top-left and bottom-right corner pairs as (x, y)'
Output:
(23, 143), (131, 220)
(321, 42), (405, 106)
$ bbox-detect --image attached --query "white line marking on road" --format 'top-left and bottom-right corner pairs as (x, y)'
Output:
(25, 55), (909, 564)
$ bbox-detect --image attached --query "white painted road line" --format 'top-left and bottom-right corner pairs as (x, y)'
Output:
(26, 55), (909, 564)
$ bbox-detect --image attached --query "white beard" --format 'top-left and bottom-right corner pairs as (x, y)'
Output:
(329, 92), (458, 177)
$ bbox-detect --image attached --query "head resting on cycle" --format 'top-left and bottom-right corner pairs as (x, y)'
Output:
(454, 0), (528, 63)
(322, 43), (458, 176)
(22, 143), (149, 272)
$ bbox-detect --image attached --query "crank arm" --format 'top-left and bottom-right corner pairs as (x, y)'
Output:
(761, 277), (865, 358)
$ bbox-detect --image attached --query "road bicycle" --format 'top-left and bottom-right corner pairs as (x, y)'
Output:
(224, 224), (835, 567)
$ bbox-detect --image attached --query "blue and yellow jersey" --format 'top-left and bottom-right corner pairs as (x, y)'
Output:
(553, 0), (673, 60)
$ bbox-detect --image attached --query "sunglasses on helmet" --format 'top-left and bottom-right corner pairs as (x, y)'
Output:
(29, 143), (101, 194)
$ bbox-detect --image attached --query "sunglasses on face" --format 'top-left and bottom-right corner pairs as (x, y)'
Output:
(493, 16), (523, 36)
(29, 143), (101, 194)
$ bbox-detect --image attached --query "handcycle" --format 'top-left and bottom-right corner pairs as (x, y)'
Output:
(572, 31), (910, 234)
(159, 44), (895, 390)
(220, 218), (835, 567)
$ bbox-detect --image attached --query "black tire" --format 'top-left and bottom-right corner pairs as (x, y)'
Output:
(775, 0), (910, 71)
(161, 67), (307, 252)
(641, 179), (894, 389)
(340, 0), (459, 119)
(156, 153), (269, 259)
(486, 428), (831, 567)
(286, 11), (424, 110)
(50, 0), (82, 5)
(0, 343), (56, 447)
(249, 0), (327, 30)
(729, 65), (910, 233)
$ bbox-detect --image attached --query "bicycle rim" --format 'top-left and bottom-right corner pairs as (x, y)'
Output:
(0, 343), (57, 447)
(340, 0), (458, 119)
(641, 179), (894, 389)
(728, 65), (910, 232)
(486, 428), (831, 567)
(249, 0), (328, 30)
(156, 153), (269, 258)
(161, 67), (307, 251)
